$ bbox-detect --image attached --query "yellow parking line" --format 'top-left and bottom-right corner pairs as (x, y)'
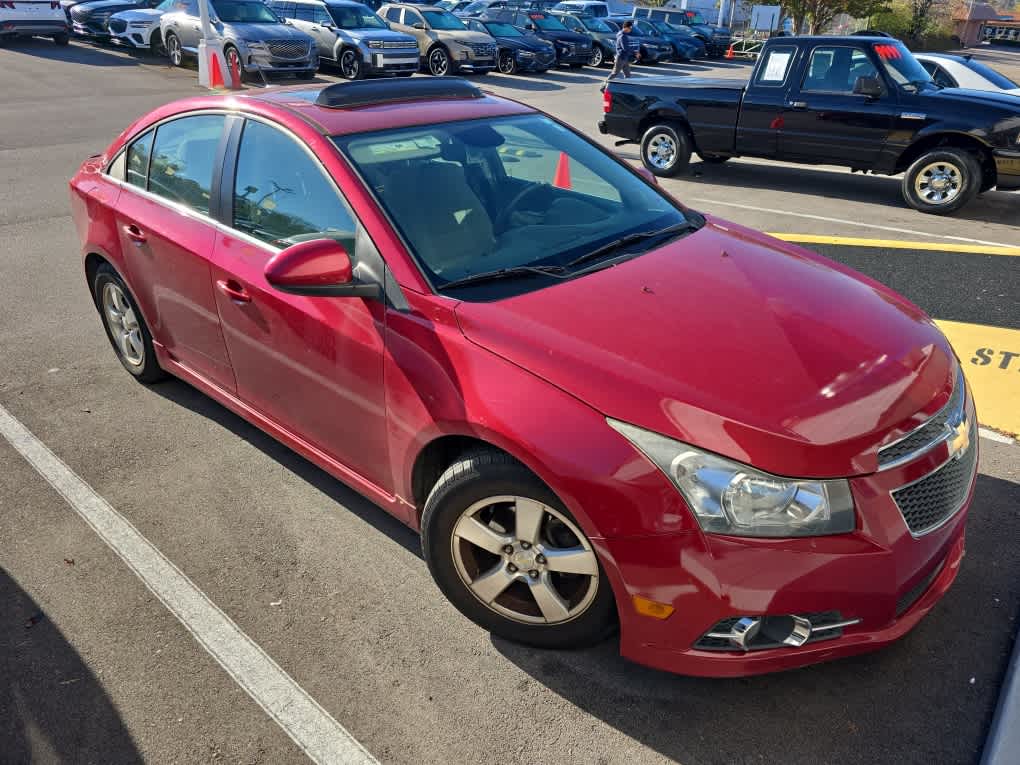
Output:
(936, 320), (1020, 438)
(767, 234), (1020, 257)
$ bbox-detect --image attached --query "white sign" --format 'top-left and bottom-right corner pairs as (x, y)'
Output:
(750, 4), (781, 31)
(761, 50), (792, 82)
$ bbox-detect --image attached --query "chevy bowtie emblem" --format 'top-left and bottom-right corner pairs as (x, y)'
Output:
(946, 414), (970, 460)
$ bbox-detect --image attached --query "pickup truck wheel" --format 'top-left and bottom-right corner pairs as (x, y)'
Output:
(640, 123), (691, 177)
(903, 148), (981, 215)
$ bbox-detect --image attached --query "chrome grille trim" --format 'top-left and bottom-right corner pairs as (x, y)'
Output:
(878, 367), (965, 470)
(265, 39), (312, 59)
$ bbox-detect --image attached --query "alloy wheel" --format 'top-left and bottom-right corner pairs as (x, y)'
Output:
(102, 282), (145, 369)
(225, 46), (241, 76)
(646, 132), (677, 170)
(589, 45), (603, 67)
(167, 34), (182, 66)
(914, 161), (962, 205)
(450, 495), (600, 625)
(497, 50), (516, 74)
(428, 47), (449, 76)
(339, 48), (361, 79)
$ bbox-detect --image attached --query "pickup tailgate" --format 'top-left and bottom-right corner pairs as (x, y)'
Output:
(600, 76), (745, 152)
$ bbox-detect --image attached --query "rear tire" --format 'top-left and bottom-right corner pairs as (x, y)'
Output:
(640, 122), (691, 178)
(54, 33), (70, 45)
(92, 263), (167, 384)
(902, 148), (981, 215)
(421, 450), (616, 649)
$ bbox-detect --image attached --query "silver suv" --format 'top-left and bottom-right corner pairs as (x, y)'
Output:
(160, 0), (317, 79)
(268, 0), (419, 79)
(378, 3), (496, 76)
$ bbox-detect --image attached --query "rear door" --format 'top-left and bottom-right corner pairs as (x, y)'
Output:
(779, 44), (897, 167)
(207, 117), (389, 489)
(735, 43), (798, 158)
(111, 114), (236, 391)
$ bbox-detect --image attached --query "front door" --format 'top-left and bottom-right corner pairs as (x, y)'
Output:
(779, 44), (896, 167)
(112, 114), (236, 392)
(736, 43), (799, 158)
(208, 118), (390, 490)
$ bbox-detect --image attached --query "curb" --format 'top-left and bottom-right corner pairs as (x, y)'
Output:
(981, 620), (1020, 765)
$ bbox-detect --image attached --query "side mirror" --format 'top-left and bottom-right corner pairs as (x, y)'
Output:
(264, 239), (381, 299)
(412, 21), (425, 29)
(636, 167), (659, 185)
(853, 75), (883, 98)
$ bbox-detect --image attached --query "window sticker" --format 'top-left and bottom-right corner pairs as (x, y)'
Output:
(761, 51), (792, 82)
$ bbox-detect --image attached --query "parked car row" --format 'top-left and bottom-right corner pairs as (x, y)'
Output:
(0, 0), (71, 45)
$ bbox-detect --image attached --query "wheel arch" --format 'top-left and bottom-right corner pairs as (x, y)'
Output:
(896, 131), (995, 186)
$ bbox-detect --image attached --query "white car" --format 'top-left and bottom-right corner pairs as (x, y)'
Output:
(915, 52), (1020, 96)
(108, 0), (179, 51)
(107, 0), (180, 51)
(0, 0), (70, 44)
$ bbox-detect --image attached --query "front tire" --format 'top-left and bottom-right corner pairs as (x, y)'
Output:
(165, 31), (182, 67)
(640, 122), (691, 178)
(426, 45), (451, 76)
(589, 45), (604, 67)
(92, 263), (166, 384)
(223, 44), (244, 82)
(497, 49), (517, 74)
(338, 47), (364, 80)
(421, 451), (616, 649)
(53, 32), (70, 45)
(902, 148), (981, 215)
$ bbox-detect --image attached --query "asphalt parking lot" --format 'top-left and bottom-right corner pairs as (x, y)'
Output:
(1, 37), (1018, 765)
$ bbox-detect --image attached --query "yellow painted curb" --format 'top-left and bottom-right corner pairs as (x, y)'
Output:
(936, 320), (1020, 438)
(768, 234), (1020, 257)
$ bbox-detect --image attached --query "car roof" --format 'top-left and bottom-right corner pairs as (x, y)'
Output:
(245, 82), (533, 137)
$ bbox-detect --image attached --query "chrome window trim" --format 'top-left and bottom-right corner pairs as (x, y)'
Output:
(877, 366), (964, 471)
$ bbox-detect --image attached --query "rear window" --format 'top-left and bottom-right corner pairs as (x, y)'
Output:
(755, 45), (795, 85)
(963, 58), (1018, 89)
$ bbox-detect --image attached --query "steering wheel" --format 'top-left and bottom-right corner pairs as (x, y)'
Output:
(492, 183), (550, 235)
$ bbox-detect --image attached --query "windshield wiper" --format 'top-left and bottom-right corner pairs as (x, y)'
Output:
(565, 221), (699, 270)
(437, 264), (567, 291)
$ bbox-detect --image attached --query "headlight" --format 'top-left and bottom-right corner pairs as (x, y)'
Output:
(367, 40), (384, 49)
(246, 41), (267, 50)
(607, 419), (856, 537)
(128, 21), (149, 28)
(517, 49), (535, 57)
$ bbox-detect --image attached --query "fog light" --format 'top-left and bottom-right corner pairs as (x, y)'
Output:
(698, 612), (861, 652)
(631, 595), (674, 620)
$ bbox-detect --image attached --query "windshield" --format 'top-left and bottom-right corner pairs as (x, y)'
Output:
(581, 16), (610, 32)
(633, 20), (655, 35)
(531, 14), (566, 30)
(964, 58), (1019, 89)
(211, 0), (280, 22)
(874, 42), (932, 90)
(329, 4), (386, 28)
(422, 9), (466, 28)
(683, 10), (706, 24)
(335, 114), (692, 298)
(462, 1), (487, 12)
(484, 21), (521, 36)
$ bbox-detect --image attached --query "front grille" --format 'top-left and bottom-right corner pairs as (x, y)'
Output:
(265, 39), (310, 59)
(108, 17), (127, 33)
(381, 41), (414, 49)
(879, 371), (964, 468)
(467, 42), (495, 58)
(892, 423), (977, 535)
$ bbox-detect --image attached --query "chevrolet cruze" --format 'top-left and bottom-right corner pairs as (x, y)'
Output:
(70, 79), (977, 677)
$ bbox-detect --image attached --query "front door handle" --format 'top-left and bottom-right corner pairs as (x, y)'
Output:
(123, 224), (147, 245)
(788, 101), (808, 109)
(216, 279), (252, 304)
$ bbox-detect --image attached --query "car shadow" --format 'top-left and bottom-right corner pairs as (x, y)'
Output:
(625, 155), (1020, 227)
(149, 379), (423, 559)
(491, 470), (1020, 765)
(1, 567), (143, 762)
(1, 36), (143, 66)
(480, 72), (565, 91)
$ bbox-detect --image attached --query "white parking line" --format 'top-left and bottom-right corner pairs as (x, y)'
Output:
(0, 403), (378, 765)
(686, 197), (1018, 249)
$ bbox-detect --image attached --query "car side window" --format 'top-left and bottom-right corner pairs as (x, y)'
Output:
(466, 19), (483, 32)
(926, 62), (957, 88)
(127, 129), (154, 189)
(802, 46), (872, 93)
(148, 115), (225, 215)
(754, 45), (796, 86)
(403, 8), (422, 25)
(313, 6), (331, 24)
(384, 6), (401, 22)
(232, 120), (359, 252)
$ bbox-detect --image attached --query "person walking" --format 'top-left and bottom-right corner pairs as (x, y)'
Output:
(606, 19), (639, 83)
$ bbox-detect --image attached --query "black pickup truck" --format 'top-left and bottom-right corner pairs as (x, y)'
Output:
(598, 36), (1020, 214)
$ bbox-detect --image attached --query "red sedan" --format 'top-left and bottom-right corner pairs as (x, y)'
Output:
(70, 78), (977, 677)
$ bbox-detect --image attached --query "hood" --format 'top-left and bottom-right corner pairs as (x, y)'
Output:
(224, 22), (311, 41)
(497, 34), (554, 52)
(346, 28), (417, 44)
(454, 220), (955, 479)
(929, 86), (1020, 112)
(534, 28), (589, 43)
(111, 6), (162, 20)
(441, 29), (496, 44)
(76, 0), (138, 11)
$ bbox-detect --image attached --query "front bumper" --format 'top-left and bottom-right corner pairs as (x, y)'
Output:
(598, 413), (977, 677)
(71, 21), (108, 36)
(243, 49), (316, 74)
(364, 49), (420, 75)
(1, 19), (67, 35)
(555, 47), (591, 65)
(515, 50), (556, 71)
(109, 29), (153, 49)
(993, 149), (1020, 190)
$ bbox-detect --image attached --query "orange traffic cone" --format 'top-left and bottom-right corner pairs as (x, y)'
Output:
(725, 43), (735, 59)
(209, 49), (224, 88)
(552, 151), (571, 190)
(229, 51), (242, 89)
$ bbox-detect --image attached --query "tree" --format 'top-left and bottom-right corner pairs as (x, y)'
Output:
(907, 0), (948, 40)
(783, 0), (889, 34)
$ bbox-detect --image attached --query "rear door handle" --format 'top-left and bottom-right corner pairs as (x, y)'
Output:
(216, 279), (252, 304)
(788, 101), (808, 109)
(122, 224), (147, 245)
